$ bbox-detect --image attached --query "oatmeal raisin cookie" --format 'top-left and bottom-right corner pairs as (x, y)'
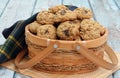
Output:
(49, 5), (68, 13)
(57, 20), (81, 41)
(28, 21), (41, 34)
(37, 25), (56, 39)
(74, 7), (92, 19)
(54, 10), (77, 22)
(80, 19), (105, 40)
(36, 11), (54, 24)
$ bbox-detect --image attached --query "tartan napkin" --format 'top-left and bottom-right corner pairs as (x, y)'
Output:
(0, 5), (77, 64)
(0, 13), (38, 63)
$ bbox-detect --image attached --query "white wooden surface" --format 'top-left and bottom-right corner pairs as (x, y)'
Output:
(0, 0), (120, 78)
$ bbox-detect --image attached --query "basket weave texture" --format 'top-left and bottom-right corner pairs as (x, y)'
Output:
(25, 36), (105, 74)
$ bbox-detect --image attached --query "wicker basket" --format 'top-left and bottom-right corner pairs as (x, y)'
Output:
(15, 25), (118, 74)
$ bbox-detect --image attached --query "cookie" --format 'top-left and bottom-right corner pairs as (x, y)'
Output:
(57, 20), (81, 41)
(37, 25), (56, 39)
(80, 19), (105, 40)
(49, 5), (68, 13)
(74, 7), (92, 19)
(28, 21), (41, 34)
(54, 10), (77, 22)
(36, 11), (54, 24)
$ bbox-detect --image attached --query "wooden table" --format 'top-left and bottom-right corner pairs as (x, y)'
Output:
(0, 0), (120, 78)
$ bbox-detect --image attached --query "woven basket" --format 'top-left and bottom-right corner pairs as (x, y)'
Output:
(15, 25), (118, 74)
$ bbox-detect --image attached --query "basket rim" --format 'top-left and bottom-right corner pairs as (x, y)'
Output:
(25, 25), (108, 48)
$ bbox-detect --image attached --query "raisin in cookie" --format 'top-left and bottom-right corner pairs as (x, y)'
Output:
(37, 25), (56, 39)
(54, 10), (77, 22)
(49, 5), (68, 13)
(36, 11), (54, 24)
(28, 21), (41, 34)
(57, 20), (81, 41)
(80, 19), (105, 40)
(74, 7), (92, 19)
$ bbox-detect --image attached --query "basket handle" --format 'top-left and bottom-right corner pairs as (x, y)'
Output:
(15, 42), (118, 70)
(15, 41), (56, 69)
(76, 44), (118, 69)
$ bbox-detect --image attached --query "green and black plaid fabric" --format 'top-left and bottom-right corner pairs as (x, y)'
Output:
(0, 13), (38, 63)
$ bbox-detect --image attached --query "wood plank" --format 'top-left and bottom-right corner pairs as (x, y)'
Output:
(32, 0), (61, 14)
(114, 0), (120, 9)
(0, 0), (10, 45)
(0, 0), (119, 78)
(0, 0), (9, 17)
(102, 0), (119, 11)
(113, 70), (120, 78)
(63, 0), (90, 8)
(88, 0), (120, 52)
(12, 0), (36, 21)
(0, 0), (36, 44)
(1, 52), (120, 78)
(14, 72), (31, 78)
(0, 67), (14, 78)
(108, 75), (114, 78)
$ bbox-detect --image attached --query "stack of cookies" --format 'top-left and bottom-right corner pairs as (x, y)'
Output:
(28, 5), (105, 41)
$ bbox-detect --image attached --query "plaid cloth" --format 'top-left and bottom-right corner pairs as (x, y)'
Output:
(0, 13), (38, 63)
(0, 5), (77, 64)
